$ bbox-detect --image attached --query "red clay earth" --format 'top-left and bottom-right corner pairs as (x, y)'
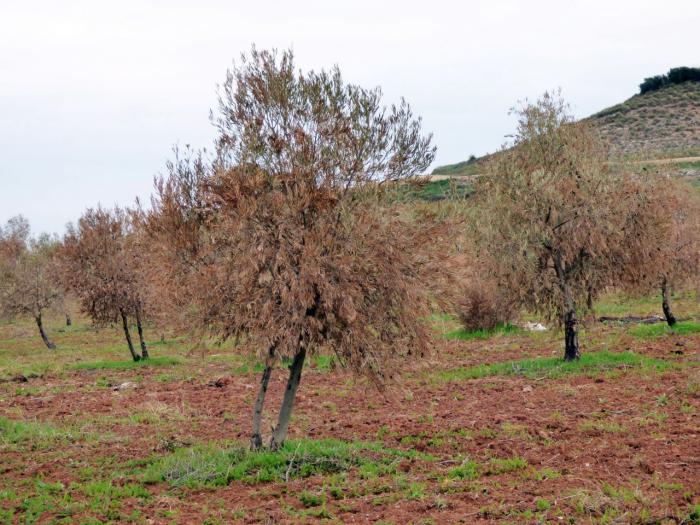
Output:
(1, 327), (699, 524)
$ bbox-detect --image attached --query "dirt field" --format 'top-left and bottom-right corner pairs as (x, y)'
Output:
(1, 294), (699, 524)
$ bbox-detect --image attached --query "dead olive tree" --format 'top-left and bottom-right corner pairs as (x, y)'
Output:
(147, 48), (441, 450)
(614, 174), (700, 326)
(57, 206), (150, 361)
(475, 92), (627, 360)
(0, 216), (63, 349)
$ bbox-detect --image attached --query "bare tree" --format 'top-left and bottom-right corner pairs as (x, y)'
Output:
(475, 92), (630, 360)
(0, 216), (62, 349)
(146, 48), (443, 449)
(57, 206), (150, 361)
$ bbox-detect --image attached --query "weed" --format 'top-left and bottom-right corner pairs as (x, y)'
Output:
(299, 490), (324, 507)
(486, 456), (528, 475)
(580, 420), (625, 433)
(533, 468), (561, 481)
(535, 498), (551, 511)
(404, 482), (426, 500)
(447, 459), (479, 480)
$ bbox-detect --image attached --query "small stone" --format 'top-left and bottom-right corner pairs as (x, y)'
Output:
(522, 385), (533, 393)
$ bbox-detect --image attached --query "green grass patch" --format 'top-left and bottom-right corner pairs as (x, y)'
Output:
(142, 438), (416, 488)
(389, 178), (473, 202)
(436, 351), (672, 382)
(486, 456), (528, 475)
(72, 356), (181, 371)
(83, 480), (150, 514)
(444, 323), (520, 341)
(676, 160), (700, 170)
(432, 158), (482, 177)
(629, 320), (700, 338)
(0, 416), (75, 450)
(447, 459), (479, 480)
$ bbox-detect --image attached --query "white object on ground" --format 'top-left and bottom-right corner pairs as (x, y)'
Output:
(523, 322), (547, 332)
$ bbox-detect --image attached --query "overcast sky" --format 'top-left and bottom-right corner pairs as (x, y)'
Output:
(1, 0), (698, 235)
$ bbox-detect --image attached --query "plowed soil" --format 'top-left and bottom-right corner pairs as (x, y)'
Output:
(1, 317), (699, 524)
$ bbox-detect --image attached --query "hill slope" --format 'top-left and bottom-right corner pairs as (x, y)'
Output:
(433, 80), (700, 175)
(592, 80), (700, 158)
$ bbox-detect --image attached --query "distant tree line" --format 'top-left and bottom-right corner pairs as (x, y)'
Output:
(639, 66), (700, 94)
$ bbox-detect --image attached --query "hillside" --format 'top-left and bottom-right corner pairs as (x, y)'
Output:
(592, 80), (700, 157)
(433, 79), (700, 176)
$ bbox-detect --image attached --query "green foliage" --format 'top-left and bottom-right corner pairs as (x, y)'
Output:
(629, 320), (700, 338)
(436, 351), (672, 382)
(143, 438), (414, 488)
(72, 356), (181, 370)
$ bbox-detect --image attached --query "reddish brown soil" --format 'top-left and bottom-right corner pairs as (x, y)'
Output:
(1, 330), (699, 524)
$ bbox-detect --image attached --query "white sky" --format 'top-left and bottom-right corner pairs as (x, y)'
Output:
(1, 0), (698, 235)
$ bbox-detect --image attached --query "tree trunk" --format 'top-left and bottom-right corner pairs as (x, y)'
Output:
(554, 252), (580, 361)
(250, 348), (278, 451)
(120, 309), (140, 362)
(563, 308), (580, 361)
(268, 345), (306, 450)
(661, 278), (676, 327)
(65, 313), (72, 326)
(135, 308), (149, 360)
(35, 312), (56, 350)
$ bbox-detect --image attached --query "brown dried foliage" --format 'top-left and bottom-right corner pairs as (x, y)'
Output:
(475, 92), (641, 358)
(614, 172), (700, 301)
(57, 206), (147, 328)
(145, 48), (444, 383)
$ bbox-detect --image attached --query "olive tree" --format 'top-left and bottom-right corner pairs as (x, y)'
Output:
(0, 216), (63, 349)
(614, 174), (700, 326)
(146, 48), (442, 450)
(475, 92), (628, 360)
(58, 206), (150, 361)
